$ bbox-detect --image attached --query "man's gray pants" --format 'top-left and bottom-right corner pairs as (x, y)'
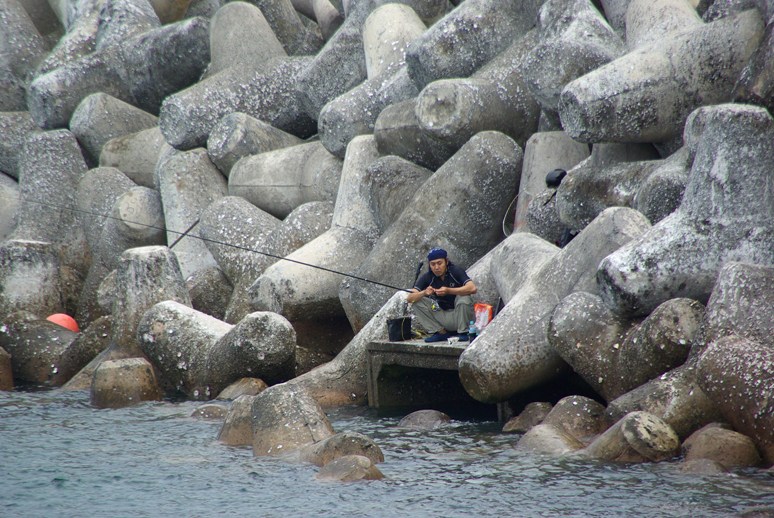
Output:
(411, 295), (474, 335)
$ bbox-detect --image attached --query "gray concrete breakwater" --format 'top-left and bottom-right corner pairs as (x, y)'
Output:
(0, 0), (773, 476)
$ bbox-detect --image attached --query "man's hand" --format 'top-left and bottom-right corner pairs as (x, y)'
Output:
(434, 286), (448, 296)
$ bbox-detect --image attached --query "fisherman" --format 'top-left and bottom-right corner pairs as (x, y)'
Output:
(407, 247), (477, 342)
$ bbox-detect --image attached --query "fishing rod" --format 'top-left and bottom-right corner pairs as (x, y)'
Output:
(3, 194), (415, 293)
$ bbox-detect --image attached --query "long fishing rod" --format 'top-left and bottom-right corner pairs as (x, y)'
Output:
(4, 194), (414, 293)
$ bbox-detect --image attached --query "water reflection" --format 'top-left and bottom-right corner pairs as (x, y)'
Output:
(1, 390), (772, 517)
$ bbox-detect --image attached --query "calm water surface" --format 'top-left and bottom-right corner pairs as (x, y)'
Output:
(1, 389), (772, 517)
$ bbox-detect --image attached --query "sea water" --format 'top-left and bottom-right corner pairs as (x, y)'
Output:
(1, 389), (773, 517)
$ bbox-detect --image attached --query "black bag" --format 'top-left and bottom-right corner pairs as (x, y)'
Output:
(386, 317), (412, 341)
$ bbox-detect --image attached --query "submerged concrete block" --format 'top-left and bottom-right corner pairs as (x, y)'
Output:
(90, 357), (163, 408)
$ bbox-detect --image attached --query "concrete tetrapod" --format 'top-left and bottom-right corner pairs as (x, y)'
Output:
(521, 0), (624, 114)
(459, 207), (651, 403)
(597, 104), (774, 317)
(558, 10), (764, 143)
(28, 17), (210, 128)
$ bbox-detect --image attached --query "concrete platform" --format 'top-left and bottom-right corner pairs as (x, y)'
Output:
(366, 339), (500, 420)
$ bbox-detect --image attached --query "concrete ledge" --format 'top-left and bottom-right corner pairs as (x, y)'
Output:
(366, 340), (498, 419)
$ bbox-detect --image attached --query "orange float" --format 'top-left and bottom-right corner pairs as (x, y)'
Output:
(46, 313), (80, 333)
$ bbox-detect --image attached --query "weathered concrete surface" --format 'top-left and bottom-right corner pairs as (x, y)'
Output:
(502, 401), (552, 433)
(697, 335), (774, 464)
(522, 0), (624, 114)
(206, 1), (286, 77)
(90, 357), (163, 409)
(244, 0), (324, 55)
(269, 201), (334, 259)
(0, 346), (12, 391)
(0, 111), (39, 179)
(77, 185), (166, 325)
(683, 425), (763, 469)
(95, 0), (162, 52)
(0, 311), (79, 385)
(198, 196), (281, 323)
(515, 423), (585, 455)
(514, 130), (589, 233)
(315, 454), (384, 481)
(624, 0), (703, 50)
(216, 377), (268, 400)
(317, 4), (425, 158)
(99, 127), (167, 188)
(228, 141), (342, 219)
(208, 311), (296, 386)
(298, 431), (384, 466)
(405, 0), (543, 90)
(159, 56), (316, 150)
(207, 113), (303, 177)
(28, 16), (210, 128)
(69, 92), (158, 165)
(541, 395), (607, 445)
(459, 207), (651, 403)
(340, 131), (523, 332)
(398, 409), (451, 429)
(490, 232), (559, 304)
(156, 148), (225, 280)
(217, 393), (257, 446)
(108, 246), (192, 359)
(76, 167), (136, 253)
(251, 383), (335, 456)
(698, 261), (774, 353)
(597, 104), (774, 317)
(11, 130), (89, 280)
(0, 240), (63, 318)
(361, 155), (433, 234)
(579, 411), (680, 462)
(559, 10), (764, 143)
(373, 98), (459, 170)
(249, 136), (380, 354)
(414, 29), (540, 153)
(604, 362), (722, 440)
(549, 294), (704, 401)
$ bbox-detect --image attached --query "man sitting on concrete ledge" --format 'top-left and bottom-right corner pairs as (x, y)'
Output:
(407, 248), (477, 343)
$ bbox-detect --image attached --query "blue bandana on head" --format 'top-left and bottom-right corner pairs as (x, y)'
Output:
(427, 248), (447, 261)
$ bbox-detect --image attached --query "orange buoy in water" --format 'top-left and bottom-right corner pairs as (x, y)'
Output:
(46, 313), (80, 333)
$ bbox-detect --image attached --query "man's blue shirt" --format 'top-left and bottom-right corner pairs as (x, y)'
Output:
(414, 262), (472, 311)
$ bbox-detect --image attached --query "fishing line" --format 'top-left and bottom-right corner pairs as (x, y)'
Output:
(3, 194), (414, 293)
